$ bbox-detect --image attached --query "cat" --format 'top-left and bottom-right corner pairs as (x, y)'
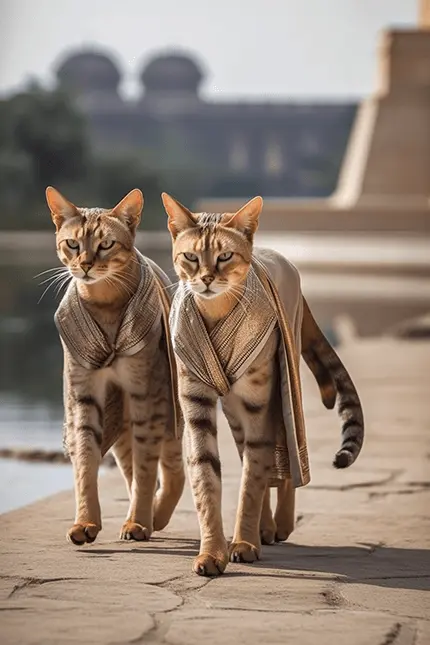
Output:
(46, 186), (185, 545)
(162, 192), (364, 576)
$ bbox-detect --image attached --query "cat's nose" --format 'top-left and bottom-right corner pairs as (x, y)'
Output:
(201, 274), (214, 285)
(80, 261), (93, 274)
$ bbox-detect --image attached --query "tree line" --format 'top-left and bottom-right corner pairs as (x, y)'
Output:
(0, 85), (184, 230)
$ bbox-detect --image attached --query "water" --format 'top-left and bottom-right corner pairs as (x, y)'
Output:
(0, 460), (74, 514)
(0, 249), (173, 514)
(0, 403), (72, 513)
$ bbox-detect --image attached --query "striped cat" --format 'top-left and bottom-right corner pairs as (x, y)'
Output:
(46, 187), (185, 545)
(162, 192), (364, 576)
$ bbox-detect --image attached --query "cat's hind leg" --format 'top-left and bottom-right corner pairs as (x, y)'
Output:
(274, 478), (295, 541)
(222, 400), (276, 546)
(260, 486), (277, 545)
(111, 424), (133, 498)
(153, 434), (185, 531)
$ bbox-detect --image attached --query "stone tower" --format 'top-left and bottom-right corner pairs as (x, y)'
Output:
(335, 0), (430, 209)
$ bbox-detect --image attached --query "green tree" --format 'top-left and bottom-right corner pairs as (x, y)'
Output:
(0, 85), (169, 230)
(0, 85), (90, 228)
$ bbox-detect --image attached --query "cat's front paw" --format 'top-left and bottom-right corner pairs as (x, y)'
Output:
(119, 521), (151, 541)
(67, 523), (100, 545)
(193, 552), (228, 577)
(229, 540), (260, 563)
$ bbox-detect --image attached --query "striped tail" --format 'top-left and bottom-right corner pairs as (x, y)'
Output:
(301, 297), (364, 468)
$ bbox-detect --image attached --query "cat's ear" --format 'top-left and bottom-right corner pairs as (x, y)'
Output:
(111, 189), (144, 231)
(161, 192), (197, 239)
(45, 186), (78, 231)
(224, 196), (263, 238)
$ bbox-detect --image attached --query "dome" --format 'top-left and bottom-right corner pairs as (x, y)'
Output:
(140, 53), (204, 93)
(56, 50), (121, 94)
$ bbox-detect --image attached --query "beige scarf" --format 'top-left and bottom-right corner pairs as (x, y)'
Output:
(170, 247), (310, 488)
(55, 250), (181, 440)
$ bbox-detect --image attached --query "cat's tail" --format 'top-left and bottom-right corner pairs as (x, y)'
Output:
(301, 297), (364, 468)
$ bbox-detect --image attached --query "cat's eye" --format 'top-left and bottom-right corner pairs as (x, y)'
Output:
(218, 252), (233, 262)
(66, 239), (79, 250)
(99, 239), (115, 250)
(184, 252), (198, 262)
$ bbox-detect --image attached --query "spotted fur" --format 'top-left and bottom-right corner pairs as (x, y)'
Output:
(46, 187), (185, 545)
(162, 192), (364, 577)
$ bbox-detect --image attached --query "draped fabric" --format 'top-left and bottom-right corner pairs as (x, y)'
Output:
(170, 248), (310, 488)
(55, 250), (182, 440)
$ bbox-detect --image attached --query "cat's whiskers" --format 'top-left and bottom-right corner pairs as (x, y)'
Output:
(38, 271), (71, 303)
(226, 285), (250, 316)
(38, 275), (68, 289)
(37, 268), (69, 286)
(228, 283), (253, 305)
(54, 274), (73, 297)
(162, 281), (180, 293)
(128, 255), (142, 266)
(114, 268), (139, 291)
(34, 266), (67, 279)
(104, 275), (123, 298)
(109, 272), (135, 298)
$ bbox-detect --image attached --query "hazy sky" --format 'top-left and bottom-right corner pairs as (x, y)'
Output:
(0, 0), (417, 101)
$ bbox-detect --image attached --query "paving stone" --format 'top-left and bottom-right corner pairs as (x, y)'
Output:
(163, 609), (398, 645)
(342, 582), (430, 620)
(1, 340), (428, 643)
(193, 573), (337, 611)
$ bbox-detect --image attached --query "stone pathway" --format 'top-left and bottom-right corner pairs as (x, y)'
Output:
(1, 339), (429, 644)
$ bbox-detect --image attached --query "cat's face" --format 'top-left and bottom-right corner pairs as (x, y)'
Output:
(162, 194), (263, 299)
(46, 187), (143, 284)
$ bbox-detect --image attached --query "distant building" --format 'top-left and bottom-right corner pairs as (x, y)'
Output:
(55, 49), (357, 198)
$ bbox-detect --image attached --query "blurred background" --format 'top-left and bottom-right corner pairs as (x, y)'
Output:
(0, 0), (429, 512)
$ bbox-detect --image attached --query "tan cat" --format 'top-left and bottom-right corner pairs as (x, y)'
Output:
(46, 187), (185, 545)
(162, 192), (364, 577)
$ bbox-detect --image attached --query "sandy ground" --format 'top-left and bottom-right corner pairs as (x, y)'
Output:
(1, 339), (429, 644)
